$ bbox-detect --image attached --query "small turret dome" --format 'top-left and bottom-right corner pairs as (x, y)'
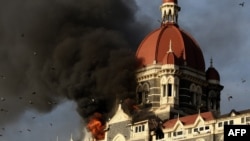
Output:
(206, 67), (220, 80)
(206, 59), (220, 83)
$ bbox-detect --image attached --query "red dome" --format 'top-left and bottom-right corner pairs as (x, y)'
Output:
(162, 0), (178, 3)
(136, 24), (205, 72)
(206, 67), (220, 81)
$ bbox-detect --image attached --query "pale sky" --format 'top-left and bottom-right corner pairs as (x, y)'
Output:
(0, 0), (250, 141)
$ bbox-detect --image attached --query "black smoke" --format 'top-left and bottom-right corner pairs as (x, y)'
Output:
(0, 0), (150, 126)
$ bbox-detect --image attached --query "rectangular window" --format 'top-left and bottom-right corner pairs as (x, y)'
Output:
(199, 127), (204, 131)
(224, 121), (228, 125)
(135, 127), (138, 133)
(168, 84), (172, 96)
(229, 120), (234, 125)
(241, 117), (245, 123)
(142, 125), (145, 131)
(139, 126), (141, 132)
(173, 131), (183, 137)
(173, 132), (176, 136)
(246, 117), (250, 122)
(188, 129), (192, 134)
(218, 122), (222, 127)
(168, 133), (171, 138)
(194, 128), (198, 132)
(205, 126), (209, 130)
(163, 85), (166, 97)
(177, 131), (183, 135)
(173, 131), (181, 136)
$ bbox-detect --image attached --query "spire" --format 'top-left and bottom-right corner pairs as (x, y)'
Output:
(70, 134), (74, 141)
(160, 0), (181, 24)
(210, 57), (213, 67)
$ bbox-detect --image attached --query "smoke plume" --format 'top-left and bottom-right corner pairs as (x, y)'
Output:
(0, 0), (150, 128)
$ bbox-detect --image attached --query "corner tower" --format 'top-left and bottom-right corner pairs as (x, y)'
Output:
(135, 0), (223, 120)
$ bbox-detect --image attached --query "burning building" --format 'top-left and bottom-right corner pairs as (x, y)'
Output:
(79, 0), (250, 141)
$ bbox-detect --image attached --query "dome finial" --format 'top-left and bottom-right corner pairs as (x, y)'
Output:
(70, 133), (74, 141)
(210, 57), (213, 67)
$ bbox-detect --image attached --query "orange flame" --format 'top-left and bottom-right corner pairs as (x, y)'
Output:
(123, 98), (140, 113)
(132, 105), (140, 111)
(87, 112), (105, 140)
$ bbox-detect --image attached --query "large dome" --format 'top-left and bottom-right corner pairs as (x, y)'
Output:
(136, 23), (205, 72)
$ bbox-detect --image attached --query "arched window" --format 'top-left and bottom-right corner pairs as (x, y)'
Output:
(196, 86), (202, 106)
(161, 76), (174, 97)
(142, 83), (150, 103)
(190, 84), (196, 105)
(190, 84), (202, 106)
(161, 76), (167, 97)
(136, 83), (150, 104)
(167, 79), (173, 97)
(136, 85), (143, 104)
(168, 9), (172, 21)
(208, 91), (217, 110)
(163, 11), (167, 22)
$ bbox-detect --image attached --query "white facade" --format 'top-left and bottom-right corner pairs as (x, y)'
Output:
(82, 109), (250, 141)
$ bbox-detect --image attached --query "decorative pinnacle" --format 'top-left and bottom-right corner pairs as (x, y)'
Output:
(210, 57), (213, 67)
(167, 40), (173, 53)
